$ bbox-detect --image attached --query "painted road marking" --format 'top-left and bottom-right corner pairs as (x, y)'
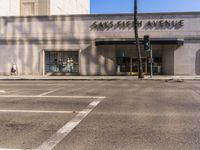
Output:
(0, 90), (5, 93)
(0, 110), (77, 114)
(0, 95), (106, 99)
(39, 89), (60, 96)
(36, 98), (104, 150)
(0, 148), (23, 150)
(0, 84), (82, 86)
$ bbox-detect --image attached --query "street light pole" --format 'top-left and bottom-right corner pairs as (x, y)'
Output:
(134, 0), (144, 79)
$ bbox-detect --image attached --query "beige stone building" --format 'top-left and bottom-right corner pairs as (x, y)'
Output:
(0, 12), (200, 76)
(0, 0), (90, 16)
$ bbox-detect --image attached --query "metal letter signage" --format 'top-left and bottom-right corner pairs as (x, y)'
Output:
(90, 21), (142, 31)
(144, 20), (184, 29)
(90, 20), (184, 31)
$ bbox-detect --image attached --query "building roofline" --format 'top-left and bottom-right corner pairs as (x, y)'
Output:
(90, 11), (200, 16)
(0, 11), (200, 19)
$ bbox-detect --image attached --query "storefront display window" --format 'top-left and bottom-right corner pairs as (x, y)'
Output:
(45, 51), (79, 73)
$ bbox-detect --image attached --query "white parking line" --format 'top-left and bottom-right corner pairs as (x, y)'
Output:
(36, 98), (104, 150)
(0, 95), (106, 99)
(0, 110), (77, 114)
(0, 90), (5, 93)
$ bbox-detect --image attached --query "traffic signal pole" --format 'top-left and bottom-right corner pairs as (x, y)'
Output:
(143, 35), (153, 78)
(150, 46), (153, 78)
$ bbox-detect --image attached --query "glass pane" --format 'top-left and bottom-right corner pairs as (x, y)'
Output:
(116, 57), (130, 72)
(147, 57), (162, 74)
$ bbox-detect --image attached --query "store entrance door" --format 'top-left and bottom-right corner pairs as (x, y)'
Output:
(131, 58), (147, 75)
(116, 57), (147, 75)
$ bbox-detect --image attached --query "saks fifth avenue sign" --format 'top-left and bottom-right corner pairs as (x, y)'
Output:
(90, 20), (184, 31)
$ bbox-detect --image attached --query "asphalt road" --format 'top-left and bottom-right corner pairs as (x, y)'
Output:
(0, 80), (200, 150)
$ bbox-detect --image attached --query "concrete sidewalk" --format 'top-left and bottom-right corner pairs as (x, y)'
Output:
(0, 75), (200, 80)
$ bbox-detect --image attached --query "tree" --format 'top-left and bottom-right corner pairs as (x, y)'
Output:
(134, 0), (144, 79)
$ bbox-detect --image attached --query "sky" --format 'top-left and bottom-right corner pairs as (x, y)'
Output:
(90, 0), (200, 14)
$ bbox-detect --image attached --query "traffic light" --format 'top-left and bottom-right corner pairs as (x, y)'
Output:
(144, 35), (151, 51)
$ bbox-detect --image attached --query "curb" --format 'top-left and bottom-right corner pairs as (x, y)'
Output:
(0, 76), (200, 81)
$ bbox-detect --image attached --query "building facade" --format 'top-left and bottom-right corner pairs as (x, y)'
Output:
(0, 12), (200, 76)
(0, 0), (90, 16)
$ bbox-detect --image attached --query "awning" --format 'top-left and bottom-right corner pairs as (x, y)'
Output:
(95, 38), (184, 46)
